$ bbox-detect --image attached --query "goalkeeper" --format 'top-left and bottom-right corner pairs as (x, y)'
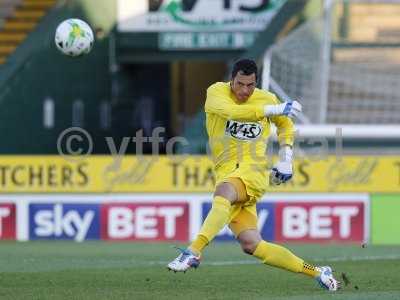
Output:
(167, 59), (340, 291)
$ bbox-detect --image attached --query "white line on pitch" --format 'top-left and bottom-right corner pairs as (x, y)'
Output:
(143, 254), (400, 266)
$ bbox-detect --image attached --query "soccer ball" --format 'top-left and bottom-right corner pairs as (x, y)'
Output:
(55, 18), (94, 57)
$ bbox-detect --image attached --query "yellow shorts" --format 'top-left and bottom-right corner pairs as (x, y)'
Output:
(215, 163), (268, 201)
(222, 177), (258, 237)
(214, 163), (268, 237)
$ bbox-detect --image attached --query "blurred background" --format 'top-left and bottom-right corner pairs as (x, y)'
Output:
(0, 0), (399, 246)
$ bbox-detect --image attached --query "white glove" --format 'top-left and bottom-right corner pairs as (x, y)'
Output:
(269, 146), (294, 185)
(264, 100), (302, 119)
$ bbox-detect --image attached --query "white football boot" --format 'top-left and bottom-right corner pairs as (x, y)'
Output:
(316, 266), (341, 291)
(167, 247), (201, 273)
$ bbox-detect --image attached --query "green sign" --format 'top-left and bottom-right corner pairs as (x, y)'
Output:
(159, 32), (257, 50)
(118, 0), (286, 32)
(371, 194), (400, 245)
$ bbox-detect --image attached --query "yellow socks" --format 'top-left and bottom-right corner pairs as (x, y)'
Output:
(189, 196), (322, 279)
(302, 262), (320, 278)
(189, 235), (208, 256)
(253, 240), (319, 277)
(189, 196), (231, 255)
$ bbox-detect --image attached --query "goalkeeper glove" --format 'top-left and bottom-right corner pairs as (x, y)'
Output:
(264, 100), (302, 118)
(269, 145), (294, 185)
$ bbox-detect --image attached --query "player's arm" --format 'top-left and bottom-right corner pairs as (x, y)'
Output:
(205, 86), (265, 121)
(268, 103), (300, 185)
(205, 84), (302, 121)
(270, 115), (295, 147)
(266, 91), (299, 147)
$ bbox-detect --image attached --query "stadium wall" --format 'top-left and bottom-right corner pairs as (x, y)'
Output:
(0, 0), (116, 154)
(0, 155), (398, 245)
(371, 194), (400, 245)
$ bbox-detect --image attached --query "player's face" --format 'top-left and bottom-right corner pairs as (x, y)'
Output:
(231, 72), (256, 103)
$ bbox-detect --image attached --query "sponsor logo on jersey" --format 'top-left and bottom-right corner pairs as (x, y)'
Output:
(225, 120), (263, 141)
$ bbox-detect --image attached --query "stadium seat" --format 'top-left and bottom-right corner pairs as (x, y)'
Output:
(0, 0), (55, 65)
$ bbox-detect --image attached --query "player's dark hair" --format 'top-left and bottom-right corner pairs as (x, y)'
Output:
(231, 59), (258, 80)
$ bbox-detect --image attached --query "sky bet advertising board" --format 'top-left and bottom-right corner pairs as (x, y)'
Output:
(29, 203), (101, 242)
(0, 203), (16, 240)
(25, 196), (190, 242)
(202, 194), (368, 243)
(0, 194), (368, 243)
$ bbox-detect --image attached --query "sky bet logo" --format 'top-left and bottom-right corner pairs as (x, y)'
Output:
(29, 203), (100, 241)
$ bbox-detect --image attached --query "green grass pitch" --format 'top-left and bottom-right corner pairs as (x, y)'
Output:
(0, 242), (399, 299)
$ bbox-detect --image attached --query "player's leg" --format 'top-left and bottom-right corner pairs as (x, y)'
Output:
(230, 207), (310, 274)
(231, 208), (340, 291)
(236, 229), (314, 275)
(190, 177), (247, 255)
(167, 178), (245, 272)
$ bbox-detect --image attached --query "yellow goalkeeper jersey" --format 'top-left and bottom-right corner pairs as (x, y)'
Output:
(205, 82), (295, 199)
